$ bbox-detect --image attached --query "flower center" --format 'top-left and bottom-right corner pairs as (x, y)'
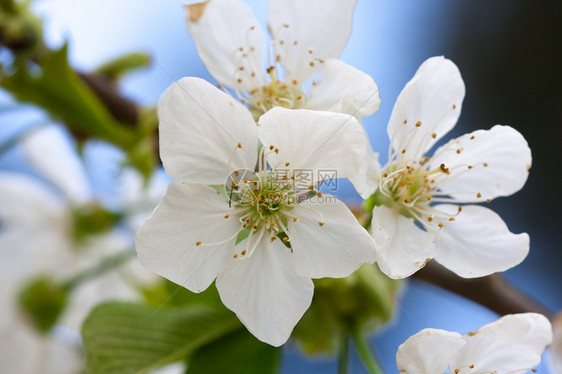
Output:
(247, 67), (305, 119)
(375, 160), (461, 230)
(226, 167), (297, 258)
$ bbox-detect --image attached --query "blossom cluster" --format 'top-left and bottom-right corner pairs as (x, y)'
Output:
(0, 0), (556, 373)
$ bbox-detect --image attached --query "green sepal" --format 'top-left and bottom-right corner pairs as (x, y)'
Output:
(18, 275), (67, 333)
(71, 203), (122, 244)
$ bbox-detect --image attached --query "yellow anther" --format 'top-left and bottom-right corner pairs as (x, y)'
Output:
(237, 142), (242, 148)
(415, 121), (422, 127)
(427, 216), (433, 222)
(293, 217), (298, 222)
(282, 237), (289, 242)
(224, 214), (229, 219)
(241, 250), (247, 256)
(318, 222), (324, 227)
(438, 223), (444, 228)
(477, 192), (482, 198)
(285, 162), (290, 167)
(233, 254), (238, 258)
(449, 217), (455, 221)
(432, 133), (437, 139)
(196, 241), (202, 246)
(271, 236), (277, 242)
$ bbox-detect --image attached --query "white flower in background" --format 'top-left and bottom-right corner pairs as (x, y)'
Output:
(396, 313), (553, 374)
(0, 126), (164, 371)
(364, 56), (531, 279)
(136, 77), (377, 346)
(550, 313), (562, 373)
(185, 0), (380, 119)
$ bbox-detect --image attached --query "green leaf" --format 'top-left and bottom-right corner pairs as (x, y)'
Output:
(186, 329), (280, 374)
(95, 52), (151, 79)
(1, 45), (137, 149)
(82, 302), (241, 374)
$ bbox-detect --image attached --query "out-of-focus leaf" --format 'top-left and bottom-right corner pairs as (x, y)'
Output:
(142, 280), (223, 309)
(95, 52), (151, 79)
(292, 264), (401, 355)
(82, 302), (241, 374)
(186, 328), (280, 374)
(0, 45), (137, 149)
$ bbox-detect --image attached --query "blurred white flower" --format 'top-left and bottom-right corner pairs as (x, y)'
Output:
(365, 56), (531, 279)
(0, 126), (165, 370)
(397, 313), (553, 374)
(185, 0), (380, 119)
(136, 77), (377, 346)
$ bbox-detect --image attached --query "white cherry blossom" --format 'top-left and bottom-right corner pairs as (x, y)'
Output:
(396, 313), (553, 374)
(0, 126), (164, 371)
(184, 0), (380, 119)
(136, 77), (377, 346)
(364, 56), (531, 279)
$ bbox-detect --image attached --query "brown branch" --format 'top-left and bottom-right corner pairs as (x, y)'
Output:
(78, 72), (139, 125)
(413, 261), (553, 320)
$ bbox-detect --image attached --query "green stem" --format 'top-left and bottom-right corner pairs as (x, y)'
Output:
(338, 334), (350, 374)
(351, 328), (384, 374)
(61, 249), (136, 291)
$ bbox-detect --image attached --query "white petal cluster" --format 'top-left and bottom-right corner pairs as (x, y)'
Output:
(396, 313), (553, 374)
(0, 126), (162, 372)
(136, 77), (377, 346)
(185, 0), (380, 119)
(364, 56), (532, 279)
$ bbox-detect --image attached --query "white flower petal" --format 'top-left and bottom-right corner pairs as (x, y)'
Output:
(258, 107), (367, 182)
(353, 144), (382, 199)
(0, 173), (72, 280)
(431, 125), (532, 202)
(287, 196), (376, 278)
(396, 328), (466, 374)
(185, 0), (265, 91)
(216, 237), (313, 346)
(449, 313), (552, 373)
(306, 59), (380, 118)
(371, 206), (435, 279)
(268, 0), (356, 83)
(135, 182), (241, 293)
(158, 77), (258, 184)
(22, 125), (92, 204)
(388, 56), (465, 161)
(433, 204), (529, 278)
